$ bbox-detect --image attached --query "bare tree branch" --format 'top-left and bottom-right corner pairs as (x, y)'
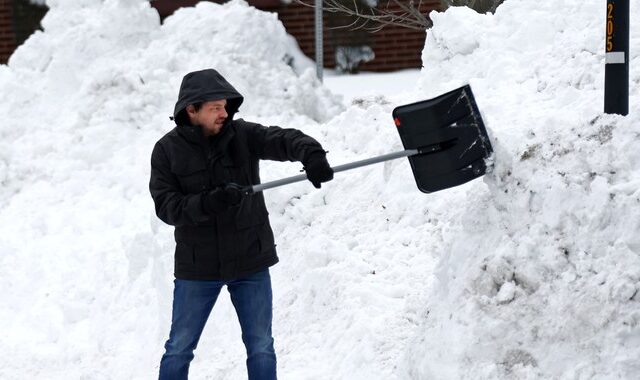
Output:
(293, 0), (504, 32)
(294, 0), (433, 31)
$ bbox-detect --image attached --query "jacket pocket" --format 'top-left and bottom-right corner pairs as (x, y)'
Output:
(234, 223), (276, 273)
(173, 159), (208, 194)
(235, 211), (275, 263)
(175, 242), (219, 277)
(234, 209), (265, 256)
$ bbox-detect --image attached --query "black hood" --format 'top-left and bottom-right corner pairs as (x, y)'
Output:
(173, 69), (244, 126)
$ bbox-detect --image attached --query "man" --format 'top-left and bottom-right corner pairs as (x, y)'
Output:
(149, 69), (333, 380)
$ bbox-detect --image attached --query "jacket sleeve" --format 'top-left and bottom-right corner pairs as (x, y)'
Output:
(149, 142), (210, 227)
(243, 121), (326, 164)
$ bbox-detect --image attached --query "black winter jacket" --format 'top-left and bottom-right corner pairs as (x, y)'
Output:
(149, 69), (325, 280)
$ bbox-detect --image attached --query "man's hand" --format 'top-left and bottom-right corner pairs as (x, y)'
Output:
(202, 183), (245, 213)
(304, 152), (334, 189)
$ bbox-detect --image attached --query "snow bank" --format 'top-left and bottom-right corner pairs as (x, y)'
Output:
(402, 1), (640, 379)
(0, 1), (341, 378)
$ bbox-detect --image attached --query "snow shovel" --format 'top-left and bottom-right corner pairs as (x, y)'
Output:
(245, 84), (493, 194)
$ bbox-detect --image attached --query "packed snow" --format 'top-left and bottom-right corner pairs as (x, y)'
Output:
(407, 2), (640, 379)
(0, 0), (638, 379)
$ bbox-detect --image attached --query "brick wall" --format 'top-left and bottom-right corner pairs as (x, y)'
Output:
(266, 1), (441, 72)
(360, 0), (441, 71)
(0, 0), (17, 64)
(360, 24), (428, 72)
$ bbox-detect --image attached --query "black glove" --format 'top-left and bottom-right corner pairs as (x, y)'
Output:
(202, 183), (245, 213)
(304, 152), (334, 189)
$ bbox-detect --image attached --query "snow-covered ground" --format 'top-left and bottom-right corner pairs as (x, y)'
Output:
(0, 0), (639, 379)
(324, 69), (421, 105)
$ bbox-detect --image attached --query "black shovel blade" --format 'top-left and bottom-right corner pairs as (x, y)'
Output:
(392, 85), (493, 193)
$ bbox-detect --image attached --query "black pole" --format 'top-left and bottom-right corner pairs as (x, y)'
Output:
(604, 0), (630, 116)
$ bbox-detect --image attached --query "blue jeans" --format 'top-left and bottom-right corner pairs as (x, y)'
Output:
(158, 269), (277, 380)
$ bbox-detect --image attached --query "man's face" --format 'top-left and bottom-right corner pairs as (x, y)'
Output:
(186, 99), (228, 136)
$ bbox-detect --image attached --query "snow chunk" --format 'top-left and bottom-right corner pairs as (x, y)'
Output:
(496, 281), (516, 304)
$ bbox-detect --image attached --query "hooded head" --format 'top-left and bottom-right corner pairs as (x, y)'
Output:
(173, 69), (244, 127)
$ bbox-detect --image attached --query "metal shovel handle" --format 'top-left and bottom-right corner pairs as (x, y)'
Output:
(247, 148), (420, 194)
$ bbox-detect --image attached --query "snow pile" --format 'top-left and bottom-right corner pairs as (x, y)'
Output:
(1, 0), (639, 379)
(401, 1), (640, 379)
(0, 0), (340, 378)
(9, 0), (337, 122)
